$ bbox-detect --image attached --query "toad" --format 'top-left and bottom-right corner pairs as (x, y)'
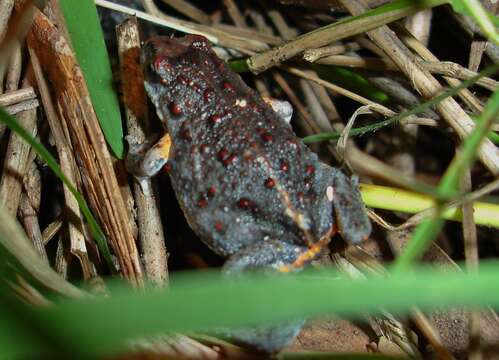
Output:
(127, 35), (371, 352)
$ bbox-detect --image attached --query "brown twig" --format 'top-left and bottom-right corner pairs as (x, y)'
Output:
(4, 98), (39, 115)
(160, 0), (212, 25)
(117, 17), (169, 287)
(0, 75), (37, 216)
(0, 0), (14, 43)
(395, 25), (485, 114)
(18, 160), (48, 264)
(247, 1), (438, 73)
(462, 169), (482, 360)
(468, 0), (497, 72)
(302, 42), (361, 61)
(0, 86), (36, 106)
(283, 66), (438, 127)
(29, 45), (96, 281)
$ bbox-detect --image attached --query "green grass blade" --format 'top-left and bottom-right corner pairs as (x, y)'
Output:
(279, 353), (408, 360)
(0, 108), (115, 271)
(59, 0), (124, 158)
(393, 88), (499, 272)
(360, 184), (499, 228)
(449, 0), (499, 45)
(25, 262), (499, 358)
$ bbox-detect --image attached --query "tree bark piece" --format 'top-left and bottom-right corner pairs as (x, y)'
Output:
(27, 8), (143, 286)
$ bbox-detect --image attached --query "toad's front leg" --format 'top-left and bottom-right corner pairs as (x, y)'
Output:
(126, 133), (172, 194)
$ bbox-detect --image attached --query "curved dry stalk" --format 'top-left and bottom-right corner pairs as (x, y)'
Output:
(339, 0), (499, 176)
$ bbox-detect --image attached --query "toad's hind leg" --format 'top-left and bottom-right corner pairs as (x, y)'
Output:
(220, 240), (309, 353)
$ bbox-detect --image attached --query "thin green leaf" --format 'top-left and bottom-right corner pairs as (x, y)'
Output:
(449, 0), (499, 45)
(0, 108), (115, 271)
(24, 262), (499, 358)
(279, 353), (408, 360)
(313, 65), (389, 103)
(59, 0), (124, 158)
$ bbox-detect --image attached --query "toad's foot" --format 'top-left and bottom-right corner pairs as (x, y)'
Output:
(125, 133), (172, 195)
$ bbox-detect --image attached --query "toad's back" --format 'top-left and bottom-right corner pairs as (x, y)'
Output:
(142, 35), (335, 257)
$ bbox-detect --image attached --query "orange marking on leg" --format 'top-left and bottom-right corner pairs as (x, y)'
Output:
(278, 236), (332, 273)
(155, 133), (172, 159)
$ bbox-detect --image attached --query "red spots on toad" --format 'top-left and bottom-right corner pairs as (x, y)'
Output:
(169, 102), (182, 116)
(199, 144), (210, 154)
(153, 56), (170, 72)
(218, 148), (229, 161)
(223, 82), (234, 91)
(176, 75), (187, 85)
(237, 198), (259, 215)
(214, 221), (224, 233)
(197, 196), (208, 208)
(306, 165), (315, 176)
(207, 186), (216, 198)
(203, 88), (214, 102)
(280, 160), (289, 172)
(222, 154), (237, 166)
(237, 198), (251, 209)
(264, 178), (276, 188)
(261, 132), (273, 143)
(208, 114), (222, 125)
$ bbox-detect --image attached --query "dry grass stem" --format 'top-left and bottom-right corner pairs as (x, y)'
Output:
(117, 17), (169, 286)
(0, 86), (36, 107)
(0, 76), (37, 216)
(283, 66), (436, 127)
(339, 0), (499, 176)
(160, 0), (212, 25)
(421, 61), (498, 92)
(247, 1), (435, 73)
(28, 8), (143, 286)
(452, 8), (499, 64)
(42, 216), (63, 245)
(4, 98), (39, 115)
(303, 42), (362, 61)
(396, 26), (485, 113)
(0, 0), (14, 44)
(461, 169), (482, 360)
(468, 0), (497, 72)
(404, 8), (432, 46)
(29, 46), (96, 281)
(0, 205), (85, 298)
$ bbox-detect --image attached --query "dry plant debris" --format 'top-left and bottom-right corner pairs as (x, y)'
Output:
(0, 0), (498, 359)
